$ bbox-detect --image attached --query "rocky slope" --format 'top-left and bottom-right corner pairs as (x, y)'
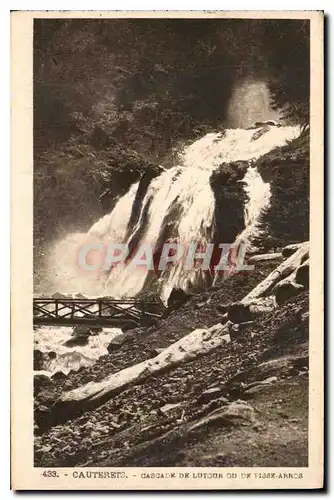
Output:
(34, 246), (309, 467)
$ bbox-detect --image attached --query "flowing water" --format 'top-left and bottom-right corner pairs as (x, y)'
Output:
(34, 326), (122, 376)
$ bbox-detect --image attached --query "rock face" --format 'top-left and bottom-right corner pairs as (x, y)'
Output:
(71, 326), (91, 337)
(167, 288), (190, 310)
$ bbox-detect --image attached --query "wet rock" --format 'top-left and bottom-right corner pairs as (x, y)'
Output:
(72, 326), (91, 337)
(51, 371), (67, 381)
(63, 335), (90, 348)
(33, 349), (44, 371)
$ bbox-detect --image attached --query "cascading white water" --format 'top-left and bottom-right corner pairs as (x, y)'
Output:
(95, 165), (215, 303)
(34, 326), (122, 376)
(46, 124), (301, 301)
(234, 164), (272, 250)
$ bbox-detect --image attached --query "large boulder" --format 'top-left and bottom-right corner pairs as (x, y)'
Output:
(107, 331), (132, 352)
(71, 326), (91, 337)
(282, 242), (308, 258)
(33, 349), (44, 371)
(227, 303), (253, 324)
(34, 373), (52, 395)
(63, 335), (90, 348)
(275, 282), (304, 306)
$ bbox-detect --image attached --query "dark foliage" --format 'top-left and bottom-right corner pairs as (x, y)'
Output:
(255, 128), (310, 248)
(34, 18), (310, 157)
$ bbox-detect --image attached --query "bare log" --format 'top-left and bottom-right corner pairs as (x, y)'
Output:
(241, 242), (309, 304)
(248, 252), (282, 263)
(56, 322), (232, 410)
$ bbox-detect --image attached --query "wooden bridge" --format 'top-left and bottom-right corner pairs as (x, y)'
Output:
(33, 297), (164, 329)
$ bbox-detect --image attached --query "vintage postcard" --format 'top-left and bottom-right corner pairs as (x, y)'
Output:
(11, 10), (324, 490)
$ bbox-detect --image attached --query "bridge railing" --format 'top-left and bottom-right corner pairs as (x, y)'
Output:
(33, 297), (164, 327)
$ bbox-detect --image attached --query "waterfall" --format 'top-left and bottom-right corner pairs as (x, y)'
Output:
(46, 124), (300, 301)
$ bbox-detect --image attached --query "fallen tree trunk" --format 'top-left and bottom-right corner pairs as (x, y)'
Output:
(241, 242), (309, 304)
(248, 252), (282, 263)
(55, 322), (232, 412)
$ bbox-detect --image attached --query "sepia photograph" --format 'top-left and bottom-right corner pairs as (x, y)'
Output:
(11, 10), (323, 490)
